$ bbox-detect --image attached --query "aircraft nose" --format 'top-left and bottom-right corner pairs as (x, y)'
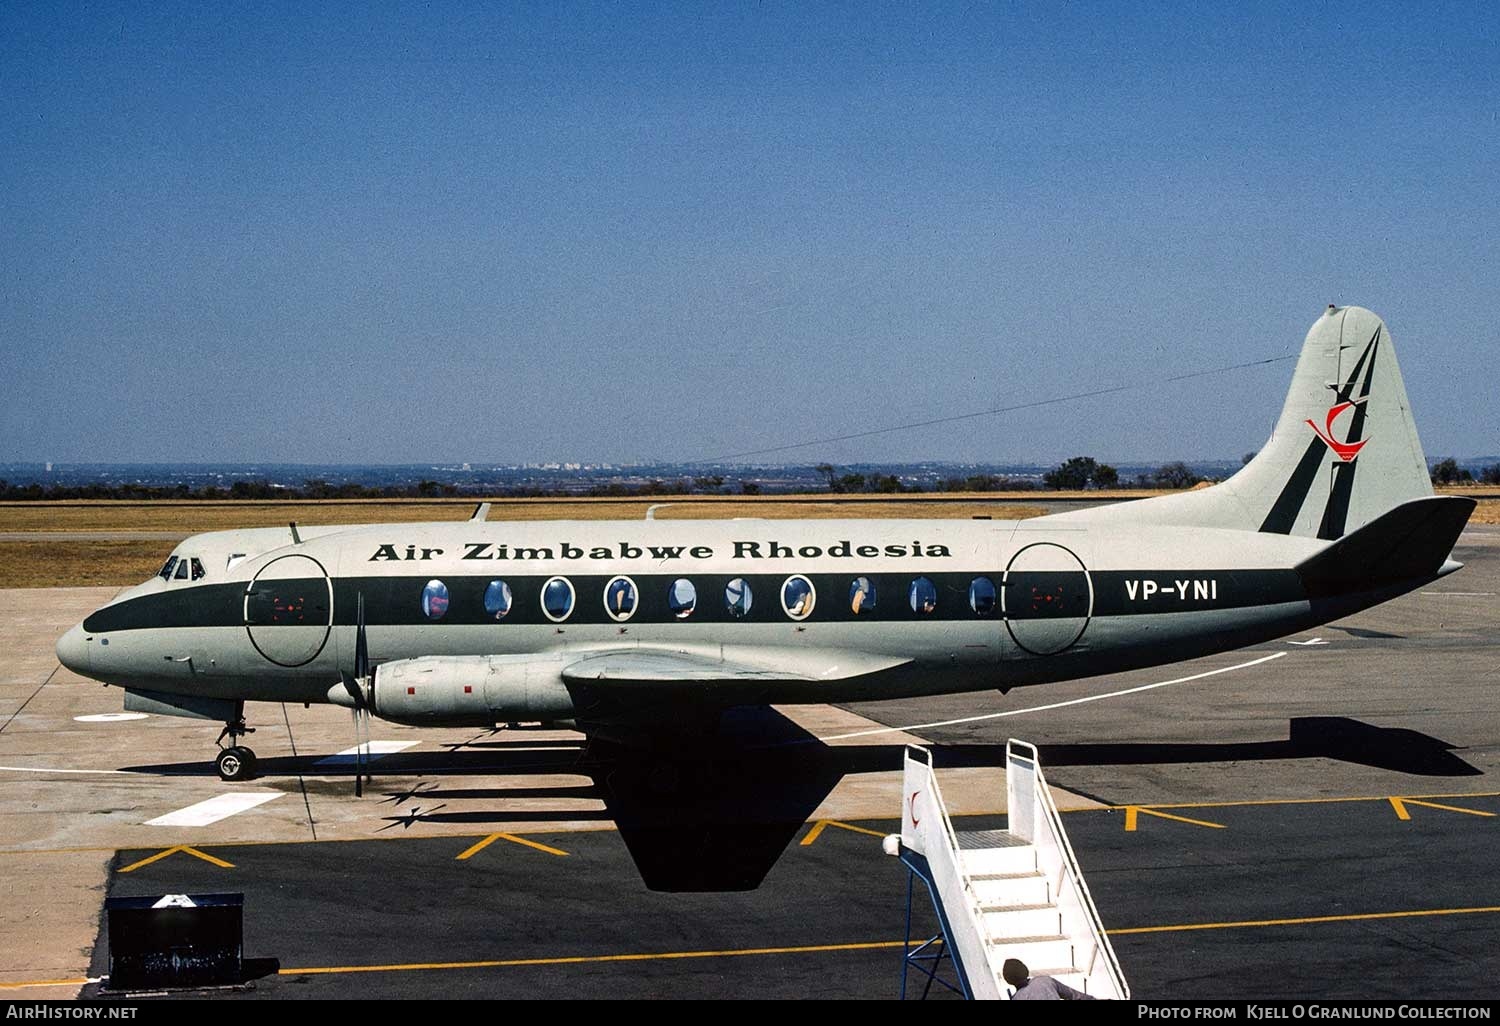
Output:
(56, 624), (91, 675)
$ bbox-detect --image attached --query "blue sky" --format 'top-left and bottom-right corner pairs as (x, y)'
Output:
(3, 2), (1496, 465)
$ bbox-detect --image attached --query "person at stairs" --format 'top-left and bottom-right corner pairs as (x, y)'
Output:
(1003, 958), (1097, 1000)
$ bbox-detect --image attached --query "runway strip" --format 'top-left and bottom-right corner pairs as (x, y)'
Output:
(818, 651), (1289, 742)
(145, 791), (283, 827)
(314, 740), (419, 765)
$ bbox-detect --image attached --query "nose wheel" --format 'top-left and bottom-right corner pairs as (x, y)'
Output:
(215, 745), (256, 781)
(214, 708), (257, 781)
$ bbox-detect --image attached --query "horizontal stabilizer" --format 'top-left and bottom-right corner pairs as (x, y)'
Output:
(1296, 496), (1475, 598)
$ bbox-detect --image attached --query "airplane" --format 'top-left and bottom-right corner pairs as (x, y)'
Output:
(55, 305), (1474, 787)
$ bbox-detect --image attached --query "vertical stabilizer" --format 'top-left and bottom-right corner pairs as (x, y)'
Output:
(1046, 306), (1433, 538)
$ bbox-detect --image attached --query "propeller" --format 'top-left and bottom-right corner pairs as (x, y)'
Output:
(340, 592), (373, 797)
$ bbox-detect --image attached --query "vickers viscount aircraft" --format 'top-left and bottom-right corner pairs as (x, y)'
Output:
(56, 305), (1474, 784)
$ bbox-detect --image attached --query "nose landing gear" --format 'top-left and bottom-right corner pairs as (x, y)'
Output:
(214, 704), (257, 781)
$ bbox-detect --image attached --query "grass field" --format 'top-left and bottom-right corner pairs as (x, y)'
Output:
(1, 489), (1493, 588)
(0, 494), (1072, 533)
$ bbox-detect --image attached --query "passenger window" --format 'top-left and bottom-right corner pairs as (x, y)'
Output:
(190, 558), (206, 581)
(174, 559), (190, 580)
(159, 556), (179, 580)
(422, 579), (450, 620)
(605, 576), (638, 622)
(850, 576), (876, 615)
(909, 577), (938, 615)
(969, 576), (997, 615)
(782, 575), (816, 620)
(668, 579), (697, 619)
(483, 580), (513, 619)
(542, 577), (575, 622)
(724, 578), (753, 618)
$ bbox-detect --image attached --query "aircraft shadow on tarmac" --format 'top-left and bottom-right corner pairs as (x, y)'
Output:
(119, 713), (1479, 893)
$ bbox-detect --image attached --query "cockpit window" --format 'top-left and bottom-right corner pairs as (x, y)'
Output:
(190, 558), (206, 581)
(158, 556), (179, 580)
(174, 559), (190, 580)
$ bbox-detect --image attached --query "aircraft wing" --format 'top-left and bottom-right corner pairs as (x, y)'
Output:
(561, 649), (910, 687)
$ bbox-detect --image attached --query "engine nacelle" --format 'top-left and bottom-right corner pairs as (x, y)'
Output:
(359, 654), (577, 727)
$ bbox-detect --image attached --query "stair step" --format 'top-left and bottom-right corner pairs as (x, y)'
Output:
(985, 935), (1074, 971)
(977, 901), (1056, 913)
(956, 828), (1028, 849)
(980, 905), (1064, 938)
(961, 845), (1038, 876)
(972, 874), (1051, 907)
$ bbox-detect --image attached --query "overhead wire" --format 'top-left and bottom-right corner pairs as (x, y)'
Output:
(688, 354), (1295, 464)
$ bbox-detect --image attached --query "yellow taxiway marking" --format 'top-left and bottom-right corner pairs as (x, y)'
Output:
(11, 904), (1500, 989)
(118, 844), (234, 872)
(800, 819), (888, 846)
(0, 977), (94, 991)
(1388, 797), (1495, 821)
(1123, 806), (1225, 832)
(1112, 904), (1500, 935)
(4, 790), (1499, 861)
(1094, 790), (1500, 814)
(455, 832), (568, 860)
(280, 939), (908, 977)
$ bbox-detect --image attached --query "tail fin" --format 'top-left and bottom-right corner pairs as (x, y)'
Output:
(1050, 305), (1434, 539)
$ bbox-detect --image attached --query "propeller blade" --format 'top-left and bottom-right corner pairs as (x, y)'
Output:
(355, 592), (369, 684)
(352, 707), (364, 798)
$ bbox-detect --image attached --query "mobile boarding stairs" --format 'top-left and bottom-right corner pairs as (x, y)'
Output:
(889, 740), (1129, 1000)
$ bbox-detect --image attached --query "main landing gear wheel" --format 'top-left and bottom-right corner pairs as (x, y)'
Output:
(216, 746), (257, 781)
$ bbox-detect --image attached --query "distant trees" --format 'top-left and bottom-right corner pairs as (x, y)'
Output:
(1482, 465), (1500, 486)
(810, 466), (917, 494)
(939, 474), (1038, 492)
(1146, 461), (1203, 489)
(1043, 457), (1119, 491)
(1430, 458), (1474, 485)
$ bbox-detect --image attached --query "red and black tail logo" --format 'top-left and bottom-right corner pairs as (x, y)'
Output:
(1260, 325), (1380, 538)
(1307, 400), (1371, 462)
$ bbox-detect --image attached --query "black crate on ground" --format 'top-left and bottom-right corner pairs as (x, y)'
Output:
(105, 893), (243, 990)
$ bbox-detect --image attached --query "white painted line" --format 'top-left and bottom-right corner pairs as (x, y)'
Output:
(1419, 591), (1495, 597)
(146, 791), (283, 827)
(0, 764), (130, 775)
(1288, 637), (1329, 646)
(818, 651), (1290, 742)
(315, 740), (418, 765)
(74, 712), (149, 722)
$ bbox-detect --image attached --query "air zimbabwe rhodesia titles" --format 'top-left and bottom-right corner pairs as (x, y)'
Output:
(367, 539), (954, 562)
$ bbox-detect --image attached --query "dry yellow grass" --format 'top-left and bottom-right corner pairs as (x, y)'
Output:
(1466, 500), (1500, 524)
(0, 541), (170, 589)
(0, 496), (1051, 534)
